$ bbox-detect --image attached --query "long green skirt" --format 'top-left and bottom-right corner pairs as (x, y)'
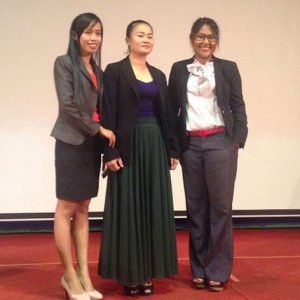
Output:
(98, 118), (178, 286)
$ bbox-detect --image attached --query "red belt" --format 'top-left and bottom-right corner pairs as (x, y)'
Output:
(187, 127), (225, 137)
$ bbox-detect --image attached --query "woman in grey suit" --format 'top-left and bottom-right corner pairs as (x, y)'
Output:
(51, 13), (115, 300)
(169, 17), (248, 292)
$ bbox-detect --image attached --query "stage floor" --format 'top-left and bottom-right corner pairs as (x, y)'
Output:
(1, 229), (300, 299)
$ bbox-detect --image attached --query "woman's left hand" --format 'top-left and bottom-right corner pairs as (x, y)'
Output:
(170, 158), (179, 170)
(99, 126), (116, 148)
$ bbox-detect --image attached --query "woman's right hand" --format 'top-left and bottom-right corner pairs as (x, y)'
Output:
(99, 126), (116, 148)
(106, 158), (124, 172)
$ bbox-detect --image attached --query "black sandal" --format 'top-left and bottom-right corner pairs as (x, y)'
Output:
(124, 285), (139, 296)
(192, 277), (206, 289)
(208, 280), (225, 292)
(139, 281), (154, 296)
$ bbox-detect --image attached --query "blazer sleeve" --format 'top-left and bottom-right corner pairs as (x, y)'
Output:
(226, 62), (248, 147)
(168, 62), (186, 152)
(53, 57), (100, 137)
(168, 63), (182, 120)
(101, 64), (121, 162)
(163, 72), (180, 159)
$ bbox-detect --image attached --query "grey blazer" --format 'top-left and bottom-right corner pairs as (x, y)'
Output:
(51, 55), (103, 145)
(169, 56), (248, 151)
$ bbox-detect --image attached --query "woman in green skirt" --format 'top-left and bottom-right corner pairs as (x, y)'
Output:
(98, 20), (179, 296)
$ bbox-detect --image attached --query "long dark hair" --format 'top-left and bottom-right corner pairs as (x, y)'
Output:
(68, 12), (103, 67)
(67, 13), (103, 108)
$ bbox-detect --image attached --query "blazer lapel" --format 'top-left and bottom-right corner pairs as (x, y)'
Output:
(181, 58), (194, 106)
(120, 56), (139, 98)
(80, 59), (102, 97)
(79, 61), (93, 83)
(93, 66), (103, 112)
(213, 57), (225, 105)
(148, 64), (165, 106)
(93, 63), (103, 95)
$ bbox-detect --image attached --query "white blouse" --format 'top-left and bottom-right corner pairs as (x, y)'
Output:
(186, 59), (224, 131)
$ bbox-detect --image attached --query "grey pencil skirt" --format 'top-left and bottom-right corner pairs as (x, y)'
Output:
(55, 135), (102, 201)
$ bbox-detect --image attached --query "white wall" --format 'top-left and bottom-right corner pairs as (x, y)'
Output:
(0, 0), (299, 214)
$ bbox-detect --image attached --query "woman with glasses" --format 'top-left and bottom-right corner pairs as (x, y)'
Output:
(169, 17), (248, 292)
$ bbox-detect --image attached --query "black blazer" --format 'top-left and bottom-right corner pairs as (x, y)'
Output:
(51, 55), (103, 145)
(168, 57), (248, 152)
(102, 56), (178, 165)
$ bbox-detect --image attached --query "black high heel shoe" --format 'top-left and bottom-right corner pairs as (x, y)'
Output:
(123, 285), (139, 296)
(139, 281), (154, 296)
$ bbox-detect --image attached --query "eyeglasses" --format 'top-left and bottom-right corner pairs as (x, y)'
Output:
(193, 34), (217, 42)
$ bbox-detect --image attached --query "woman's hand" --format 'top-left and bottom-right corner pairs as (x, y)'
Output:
(170, 158), (179, 170)
(99, 126), (116, 148)
(106, 158), (124, 172)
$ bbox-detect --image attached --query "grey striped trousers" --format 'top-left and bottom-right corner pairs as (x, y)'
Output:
(180, 132), (238, 282)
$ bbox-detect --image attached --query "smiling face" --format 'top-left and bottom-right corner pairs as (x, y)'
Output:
(127, 23), (153, 56)
(191, 24), (218, 64)
(79, 21), (102, 57)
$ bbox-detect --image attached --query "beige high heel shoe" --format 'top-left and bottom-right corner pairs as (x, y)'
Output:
(85, 289), (103, 300)
(60, 277), (91, 300)
(77, 276), (103, 300)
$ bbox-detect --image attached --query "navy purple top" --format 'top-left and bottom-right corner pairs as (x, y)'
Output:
(137, 80), (158, 117)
